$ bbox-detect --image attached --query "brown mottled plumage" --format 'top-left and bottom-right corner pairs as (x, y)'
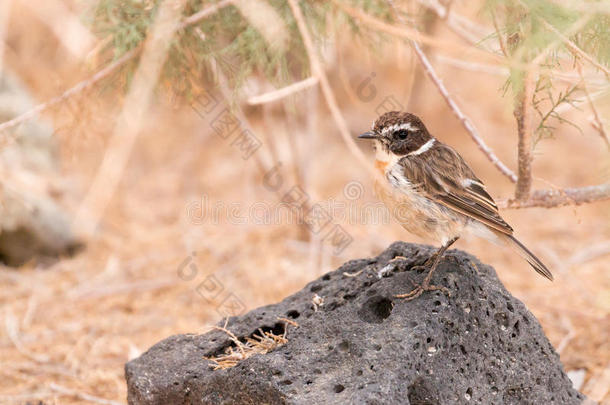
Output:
(359, 111), (552, 300)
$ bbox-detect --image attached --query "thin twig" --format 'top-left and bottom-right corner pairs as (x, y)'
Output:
(0, 0), (234, 134)
(491, 10), (509, 58)
(287, 0), (370, 170)
(178, 0), (233, 30)
(540, 18), (610, 79)
(501, 183), (610, 209)
(578, 65), (610, 150)
(247, 77), (318, 105)
(5, 308), (50, 363)
(415, 0), (496, 49)
(0, 48), (138, 133)
(334, 0), (494, 59)
(582, 363), (610, 403)
(568, 240), (610, 265)
(211, 325), (246, 357)
(384, 0), (518, 183)
(555, 316), (575, 355)
(49, 383), (124, 405)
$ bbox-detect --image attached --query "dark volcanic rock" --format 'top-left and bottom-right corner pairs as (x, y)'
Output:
(125, 242), (583, 404)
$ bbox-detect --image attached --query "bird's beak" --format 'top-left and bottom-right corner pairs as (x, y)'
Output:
(358, 131), (377, 139)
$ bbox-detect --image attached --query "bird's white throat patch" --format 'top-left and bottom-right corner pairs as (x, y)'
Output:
(374, 140), (398, 166)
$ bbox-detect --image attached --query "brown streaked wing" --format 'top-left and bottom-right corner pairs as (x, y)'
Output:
(399, 143), (514, 235)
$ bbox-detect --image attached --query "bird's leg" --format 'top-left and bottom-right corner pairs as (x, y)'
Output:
(395, 237), (459, 300)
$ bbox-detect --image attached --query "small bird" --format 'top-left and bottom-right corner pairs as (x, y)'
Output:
(358, 111), (553, 300)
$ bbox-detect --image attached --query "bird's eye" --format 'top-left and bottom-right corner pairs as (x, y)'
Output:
(395, 129), (408, 140)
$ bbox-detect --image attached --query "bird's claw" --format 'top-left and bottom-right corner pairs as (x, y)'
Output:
(395, 282), (450, 301)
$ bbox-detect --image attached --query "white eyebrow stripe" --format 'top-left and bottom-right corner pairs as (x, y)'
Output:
(381, 122), (418, 136)
(408, 138), (436, 156)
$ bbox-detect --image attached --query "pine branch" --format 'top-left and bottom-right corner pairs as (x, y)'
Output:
(540, 18), (610, 79)
(0, 0), (234, 135)
(532, 82), (582, 140)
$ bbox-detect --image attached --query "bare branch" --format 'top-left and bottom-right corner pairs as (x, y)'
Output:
(505, 4), (535, 200)
(178, 0), (233, 30)
(287, 0), (370, 170)
(500, 183), (610, 209)
(384, 0), (518, 183)
(514, 68), (535, 200)
(0, 0), (234, 134)
(491, 10), (509, 58)
(578, 65), (610, 151)
(247, 77), (318, 105)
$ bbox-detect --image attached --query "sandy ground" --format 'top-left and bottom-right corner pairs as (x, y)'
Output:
(0, 2), (609, 404)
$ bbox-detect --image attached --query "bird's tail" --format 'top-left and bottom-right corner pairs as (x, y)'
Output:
(502, 234), (553, 281)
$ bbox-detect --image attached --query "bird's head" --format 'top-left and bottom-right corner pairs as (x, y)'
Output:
(358, 111), (433, 157)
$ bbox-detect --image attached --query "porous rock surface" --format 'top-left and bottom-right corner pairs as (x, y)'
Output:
(125, 242), (583, 404)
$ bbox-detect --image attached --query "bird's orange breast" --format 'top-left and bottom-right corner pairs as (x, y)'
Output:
(375, 159), (388, 174)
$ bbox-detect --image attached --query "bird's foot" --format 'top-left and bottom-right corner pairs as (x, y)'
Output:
(394, 252), (450, 300)
(394, 279), (450, 301)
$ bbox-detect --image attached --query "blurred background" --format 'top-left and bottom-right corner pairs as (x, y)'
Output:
(0, 0), (608, 403)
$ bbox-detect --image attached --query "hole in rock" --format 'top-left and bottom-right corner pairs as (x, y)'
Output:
(334, 384), (345, 393)
(286, 310), (300, 319)
(357, 296), (393, 324)
(310, 284), (322, 293)
(407, 377), (439, 405)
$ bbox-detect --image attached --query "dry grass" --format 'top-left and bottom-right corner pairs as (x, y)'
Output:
(205, 318), (297, 370)
(0, 1), (609, 404)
